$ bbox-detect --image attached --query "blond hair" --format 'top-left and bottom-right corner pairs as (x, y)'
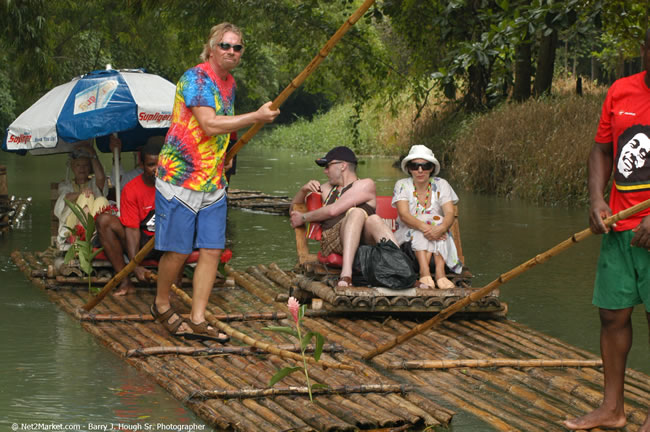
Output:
(200, 22), (244, 62)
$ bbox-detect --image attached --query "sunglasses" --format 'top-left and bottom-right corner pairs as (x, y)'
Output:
(326, 161), (345, 169)
(407, 161), (434, 171)
(218, 42), (244, 52)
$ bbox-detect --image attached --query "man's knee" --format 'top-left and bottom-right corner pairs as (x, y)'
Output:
(345, 207), (367, 223)
(599, 308), (633, 329)
(198, 248), (222, 262)
(364, 214), (391, 235)
(95, 213), (111, 229)
(96, 213), (122, 236)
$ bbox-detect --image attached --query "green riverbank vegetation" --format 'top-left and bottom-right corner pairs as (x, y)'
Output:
(450, 78), (607, 206)
(260, 76), (608, 207)
(2, 1), (644, 208)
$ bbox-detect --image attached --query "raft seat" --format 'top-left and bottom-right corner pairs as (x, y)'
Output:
(305, 193), (398, 267)
(295, 192), (464, 268)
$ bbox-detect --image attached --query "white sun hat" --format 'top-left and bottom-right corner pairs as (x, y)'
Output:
(400, 145), (440, 175)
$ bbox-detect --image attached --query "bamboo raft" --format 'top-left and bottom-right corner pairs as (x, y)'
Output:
(11, 248), (650, 431)
(0, 165), (31, 234)
(227, 188), (291, 215)
(291, 270), (502, 314)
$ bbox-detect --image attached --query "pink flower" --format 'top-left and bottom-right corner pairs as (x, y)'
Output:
(288, 296), (300, 323)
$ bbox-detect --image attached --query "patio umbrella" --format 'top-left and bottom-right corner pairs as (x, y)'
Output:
(2, 67), (176, 206)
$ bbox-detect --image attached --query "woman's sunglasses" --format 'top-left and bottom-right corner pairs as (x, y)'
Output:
(407, 161), (434, 171)
(218, 42), (244, 52)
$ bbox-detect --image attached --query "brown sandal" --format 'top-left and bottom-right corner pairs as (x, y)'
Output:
(185, 320), (230, 343)
(150, 303), (189, 337)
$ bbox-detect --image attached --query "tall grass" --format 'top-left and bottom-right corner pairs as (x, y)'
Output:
(258, 104), (378, 156)
(451, 80), (607, 206)
(258, 75), (609, 207)
(258, 86), (466, 163)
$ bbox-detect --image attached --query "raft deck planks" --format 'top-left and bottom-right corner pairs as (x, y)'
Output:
(11, 249), (650, 431)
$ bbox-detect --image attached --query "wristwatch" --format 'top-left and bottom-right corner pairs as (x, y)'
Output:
(302, 213), (307, 223)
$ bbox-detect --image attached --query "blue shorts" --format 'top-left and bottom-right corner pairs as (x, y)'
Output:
(154, 188), (227, 254)
(593, 230), (650, 312)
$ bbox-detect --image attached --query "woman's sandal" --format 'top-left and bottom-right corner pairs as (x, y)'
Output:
(337, 276), (352, 287)
(436, 277), (456, 289)
(150, 303), (190, 338)
(185, 320), (230, 343)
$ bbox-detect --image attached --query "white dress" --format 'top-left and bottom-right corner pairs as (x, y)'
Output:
(391, 177), (462, 274)
(53, 179), (108, 249)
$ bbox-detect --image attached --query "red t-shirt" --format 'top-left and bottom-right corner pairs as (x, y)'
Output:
(595, 71), (650, 231)
(119, 174), (155, 236)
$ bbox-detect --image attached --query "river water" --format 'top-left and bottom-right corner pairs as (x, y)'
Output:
(1, 143), (648, 431)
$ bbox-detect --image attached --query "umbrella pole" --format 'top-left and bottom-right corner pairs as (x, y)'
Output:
(112, 136), (121, 214)
(224, 0), (376, 164)
(82, 236), (155, 311)
(362, 198), (650, 361)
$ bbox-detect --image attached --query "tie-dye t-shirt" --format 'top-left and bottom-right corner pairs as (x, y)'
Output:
(157, 62), (236, 192)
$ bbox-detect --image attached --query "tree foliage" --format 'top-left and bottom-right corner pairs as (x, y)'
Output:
(1, 0), (650, 138)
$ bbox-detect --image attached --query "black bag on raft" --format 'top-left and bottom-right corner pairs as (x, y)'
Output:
(352, 239), (417, 289)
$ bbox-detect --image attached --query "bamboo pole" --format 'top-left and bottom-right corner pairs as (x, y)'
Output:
(190, 384), (410, 401)
(77, 310), (333, 322)
(222, 355), (352, 431)
(82, 236), (155, 311)
(167, 282), (357, 372)
(225, 0), (377, 164)
(363, 198), (650, 360)
(390, 358), (603, 369)
(125, 343), (343, 358)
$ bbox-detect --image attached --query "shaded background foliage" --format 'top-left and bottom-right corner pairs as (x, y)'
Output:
(2, 0), (649, 164)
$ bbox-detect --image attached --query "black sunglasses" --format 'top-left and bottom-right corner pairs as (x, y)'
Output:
(218, 42), (244, 52)
(407, 161), (434, 171)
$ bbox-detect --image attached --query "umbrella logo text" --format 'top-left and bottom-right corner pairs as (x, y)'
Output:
(74, 79), (119, 115)
(139, 112), (173, 124)
(8, 133), (32, 144)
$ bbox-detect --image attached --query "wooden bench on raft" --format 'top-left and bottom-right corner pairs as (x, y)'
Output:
(294, 192), (465, 270)
(290, 194), (500, 314)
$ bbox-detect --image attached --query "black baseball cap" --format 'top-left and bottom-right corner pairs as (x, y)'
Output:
(315, 146), (358, 167)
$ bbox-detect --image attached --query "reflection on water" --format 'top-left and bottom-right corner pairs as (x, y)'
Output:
(1, 143), (648, 432)
(0, 272), (202, 430)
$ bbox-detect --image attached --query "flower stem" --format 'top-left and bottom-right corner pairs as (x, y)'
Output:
(296, 322), (313, 402)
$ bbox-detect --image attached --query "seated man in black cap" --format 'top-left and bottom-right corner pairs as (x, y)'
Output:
(290, 146), (397, 287)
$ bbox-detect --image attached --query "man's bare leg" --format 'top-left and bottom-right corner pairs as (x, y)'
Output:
(362, 214), (397, 245)
(155, 251), (188, 309)
(338, 209), (367, 286)
(96, 213), (135, 296)
(187, 248), (227, 338)
(563, 307), (632, 430)
(190, 248), (220, 324)
(639, 313), (650, 432)
(154, 251), (192, 333)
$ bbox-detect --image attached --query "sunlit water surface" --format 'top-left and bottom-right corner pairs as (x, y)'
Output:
(1, 144), (648, 431)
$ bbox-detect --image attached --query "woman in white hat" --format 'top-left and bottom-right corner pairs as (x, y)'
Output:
(391, 145), (462, 289)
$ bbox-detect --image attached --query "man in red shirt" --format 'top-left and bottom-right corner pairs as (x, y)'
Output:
(564, 32), (650, 432)
(96, 137), (162, 296)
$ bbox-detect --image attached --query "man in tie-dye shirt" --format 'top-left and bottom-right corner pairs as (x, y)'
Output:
(153, 22), (279, 342)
